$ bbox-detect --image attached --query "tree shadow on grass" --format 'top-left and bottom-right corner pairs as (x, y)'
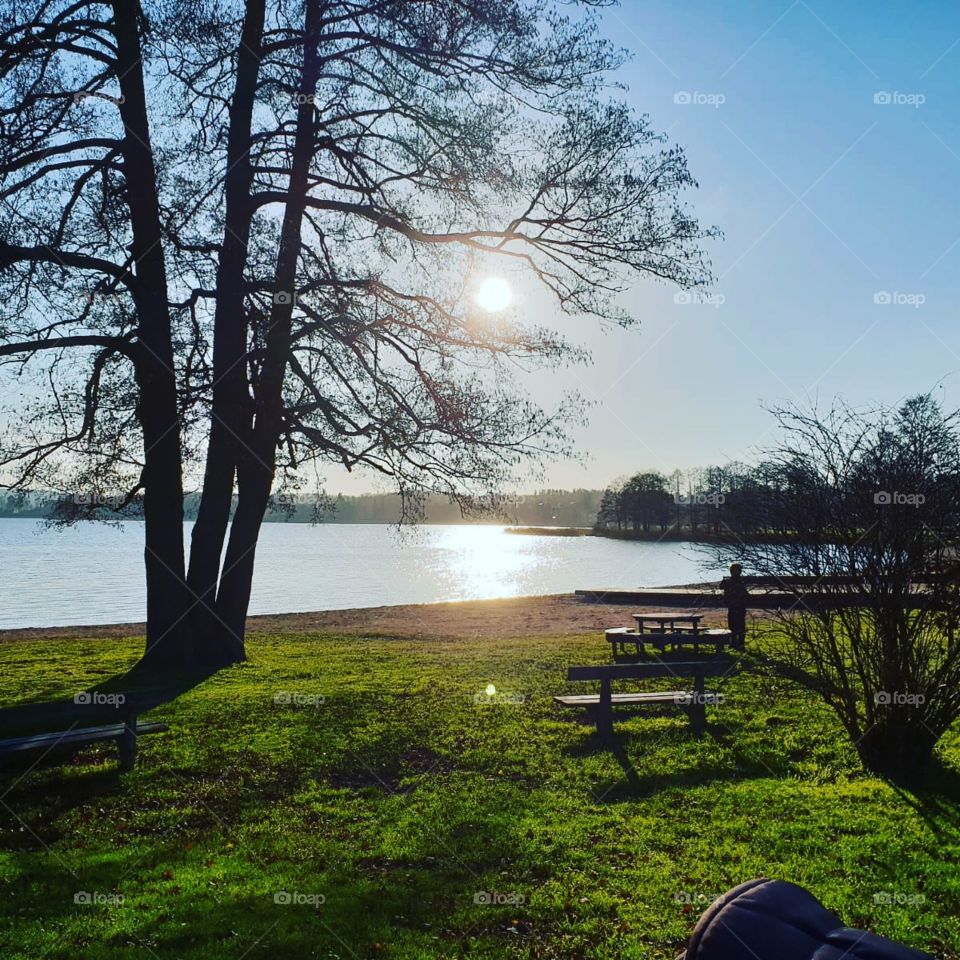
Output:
(72, 857), (543, 960)
(888, 757), (960, 839)
(0, 742), (543, 959)
(0, 664), (219, 788)
(0, 766), (126, 847)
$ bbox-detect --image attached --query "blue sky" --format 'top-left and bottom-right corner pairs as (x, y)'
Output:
(343, 1), (960, 493)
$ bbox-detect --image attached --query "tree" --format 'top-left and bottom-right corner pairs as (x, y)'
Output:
(618, 471), (671, 531)
(0, 0), (716, 671)
(716, 395), (960, 782)
(595, 484), (622, 529)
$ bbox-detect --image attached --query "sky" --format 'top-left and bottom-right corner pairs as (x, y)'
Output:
(327, 2), (960, 494)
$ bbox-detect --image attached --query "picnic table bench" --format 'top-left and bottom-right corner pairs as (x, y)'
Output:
(554, 659), (735, 738)
(605, 613), (733, 658)
(0, 690), (171, 772)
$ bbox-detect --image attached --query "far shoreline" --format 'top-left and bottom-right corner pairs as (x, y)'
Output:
(508, 526), (795, 545)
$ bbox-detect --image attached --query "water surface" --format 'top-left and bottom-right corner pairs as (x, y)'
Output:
(0, 519), (722, 629)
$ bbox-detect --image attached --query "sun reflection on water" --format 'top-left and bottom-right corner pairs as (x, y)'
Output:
(436, 525), (534, 600)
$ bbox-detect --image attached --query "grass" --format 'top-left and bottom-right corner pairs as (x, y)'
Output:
(0, 626), (958, 959)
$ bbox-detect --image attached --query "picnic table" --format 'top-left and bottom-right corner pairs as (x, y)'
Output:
(633, 612), (704, 634)
(606, 612), (731, 658)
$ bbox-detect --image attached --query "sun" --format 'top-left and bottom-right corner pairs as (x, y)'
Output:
(475, 276), (512, 312)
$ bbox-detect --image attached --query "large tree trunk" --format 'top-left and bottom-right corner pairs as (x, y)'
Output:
(214, 0), (323, 658)
(113, 0), (192, 672)
(214, 471), (272, 656)
(187, 0), (266, 668)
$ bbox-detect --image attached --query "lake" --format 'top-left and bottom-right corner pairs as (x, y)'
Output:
(0, 519), (723, 629)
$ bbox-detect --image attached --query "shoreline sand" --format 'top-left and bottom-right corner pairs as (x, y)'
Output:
(0, 590), (730, 643)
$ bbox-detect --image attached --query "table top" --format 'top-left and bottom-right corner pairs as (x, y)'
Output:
(633, 612), (703, 621)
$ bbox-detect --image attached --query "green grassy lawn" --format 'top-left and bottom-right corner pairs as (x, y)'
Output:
(1, 627), (958, 959)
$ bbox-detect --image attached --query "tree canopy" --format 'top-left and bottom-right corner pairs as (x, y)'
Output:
(0, 0), (716, 668)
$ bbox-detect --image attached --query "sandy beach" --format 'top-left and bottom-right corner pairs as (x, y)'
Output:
(0, 591), (731, 643)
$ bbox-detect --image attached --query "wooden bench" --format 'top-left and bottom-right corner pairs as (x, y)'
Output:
(554, 659), (735, 738)
(605, 627), (733, 657)
(0, 690), (172, 772)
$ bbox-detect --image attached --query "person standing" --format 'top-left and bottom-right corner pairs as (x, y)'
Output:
(723, 563), (749, 650)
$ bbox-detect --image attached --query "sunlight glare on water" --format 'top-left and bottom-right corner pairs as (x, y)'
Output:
(436, 524), (537, 599)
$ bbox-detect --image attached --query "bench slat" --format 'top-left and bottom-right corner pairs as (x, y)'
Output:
(0, 690), (173, 733)
(0, 722), (168, 754)
(554, 691), (719, 707)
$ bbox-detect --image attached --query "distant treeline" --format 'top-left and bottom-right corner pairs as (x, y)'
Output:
(0, 488), (604, 527)
(595, 465), (801, 538)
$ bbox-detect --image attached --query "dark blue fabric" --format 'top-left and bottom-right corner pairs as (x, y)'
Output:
(682, 879), (933, 960)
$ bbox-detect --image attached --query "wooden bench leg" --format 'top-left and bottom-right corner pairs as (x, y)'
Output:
(118, 713), (138, 771)
(597, 678), (613, 739)
(691, 701), (706, 737)
(691, 671), (706, 738)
